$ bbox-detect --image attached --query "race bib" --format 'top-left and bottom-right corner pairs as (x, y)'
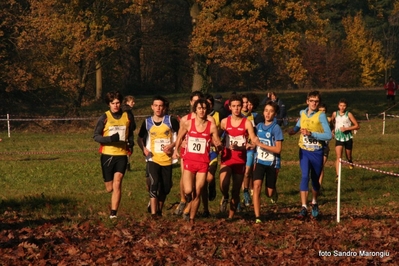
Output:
(256, 139), (275, 162)
(109, 126), (126, 141)
(226, 135), (246, 148)
(302, 135), (321, 150)
(154, 138), (171, 153)
(187, 136), (206, 154)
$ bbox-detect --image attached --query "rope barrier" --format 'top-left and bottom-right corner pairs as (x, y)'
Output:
(0, 148), (98, 156)
(0, 117), (95, 121)
(0, 114), (149, 121)
(340, 159), (399, 177)
(337, 159), (399, 223)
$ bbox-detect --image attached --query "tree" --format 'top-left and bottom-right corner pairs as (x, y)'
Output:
(8, 0), (140, 113)
(342, 12), (385, 86)
(190, 0), (327, 90)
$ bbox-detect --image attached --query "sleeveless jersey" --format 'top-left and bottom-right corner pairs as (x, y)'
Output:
(145, 115), (174, 166)
(298, 110), (324, 151)
(255, 122), (283, 168)
(183, 119), (212, 163)
(101, 111), (130, 156)
(334, 111), (353, 142)
(221, 116), (248, 164)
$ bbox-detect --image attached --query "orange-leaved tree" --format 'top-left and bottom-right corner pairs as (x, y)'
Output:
(342, 12), (386, 87)
(189, 0), (326, 89)
(11, 0), (135, 113)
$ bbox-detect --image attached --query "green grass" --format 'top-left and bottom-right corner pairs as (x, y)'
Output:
(0, 88), (399, 226)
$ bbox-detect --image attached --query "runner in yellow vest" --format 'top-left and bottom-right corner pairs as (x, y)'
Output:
(93, 91), (135, 219)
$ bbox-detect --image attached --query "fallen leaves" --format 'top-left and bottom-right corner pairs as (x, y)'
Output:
(0, 206), (398, 265)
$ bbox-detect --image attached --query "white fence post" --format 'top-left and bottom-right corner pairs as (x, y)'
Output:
(337, 158), (342, 223)
(382, 112), (385, 135)
(7, 113), (10, 138)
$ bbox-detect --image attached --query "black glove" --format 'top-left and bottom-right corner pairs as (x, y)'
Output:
(110, 133), (119, 142)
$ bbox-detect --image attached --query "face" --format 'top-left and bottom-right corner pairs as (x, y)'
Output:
(247, 101), (253, 112)
(229, 100), (242, 116)
(109, 99), (121, 113)
(263, 104), (276, 123)
(270, 94), (277, 101)
(307, 96), (320, 111)
(195, 103), (208, 119)
(242, 97), (248, 112)
(127, 99), (135, 108)
(338, 102), (347, 112)
(151, 100), (165, 117)
(318, 107), (326, 113)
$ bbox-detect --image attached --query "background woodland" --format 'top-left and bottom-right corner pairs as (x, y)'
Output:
(1, 0), (399, 115)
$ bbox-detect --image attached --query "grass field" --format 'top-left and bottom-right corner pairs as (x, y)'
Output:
(0, 88), (398, 264)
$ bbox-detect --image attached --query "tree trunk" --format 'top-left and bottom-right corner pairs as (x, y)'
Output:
(95, 60), (102, 99)
(191, 60), (204, 92)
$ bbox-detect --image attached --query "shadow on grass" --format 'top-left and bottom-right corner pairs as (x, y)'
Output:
(18, 157), (60, 161)
(0, 194), (76, 230)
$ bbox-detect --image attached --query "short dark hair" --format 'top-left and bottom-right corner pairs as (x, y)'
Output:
(265, 100), (279, 114)
(338, 98), (347, 105)
(307, 90), (321, 101)
(152, 95), (167, 105)
(229, 94), (243, 105)
(104, 91), (123, 105)
(190, 90), (204, 101)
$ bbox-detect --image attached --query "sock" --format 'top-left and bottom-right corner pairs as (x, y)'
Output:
(312, 199), (317, 205)
(302, 205), (307, 209)
(110, 210), (117, 216)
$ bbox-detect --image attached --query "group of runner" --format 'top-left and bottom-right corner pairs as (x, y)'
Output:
(93, 90), (359, 223)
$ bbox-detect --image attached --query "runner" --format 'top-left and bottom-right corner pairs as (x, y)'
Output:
(137, 95), (179, 218)
(330, 98), (360, 180)
(93, 91), (135, 219)
(288, 91), (332, 219)
(173, 98), (222, 223)
(252, 101), (283, 223)
(173, 91), (217, 218)
(219, 94), (258, 220)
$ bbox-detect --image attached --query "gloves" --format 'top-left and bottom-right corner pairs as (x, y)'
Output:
(110, 133), (119, 142)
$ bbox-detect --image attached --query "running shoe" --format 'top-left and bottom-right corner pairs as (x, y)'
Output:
(182, 212), (190, 221)
(243, 190), (251, 207)
(174, 201), (186, 215)
(349, 160), (354, 169)
(298, 207), (308, 219)
(202, 210), (210, 218)
(109, 215), (117, 219)
(271, 190), (278, 204)
(220, 198), (229, 213)
(208, 184), (216, 201)
(311, 203), (319, 218)
(255, 218), (262, 224)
